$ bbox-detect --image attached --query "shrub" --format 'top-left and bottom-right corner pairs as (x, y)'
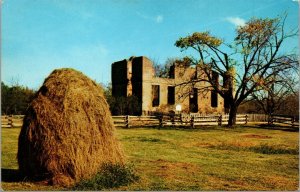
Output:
(72, 163), (140, 190)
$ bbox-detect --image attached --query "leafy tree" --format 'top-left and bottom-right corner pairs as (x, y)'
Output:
(107, 96), (140, 115)
(103, 84), (140, 115)
(1, 82), (10, 114)
(1, 82), (36, 115)
(175, 15), (298, 126)
(153, 58), (177, 78)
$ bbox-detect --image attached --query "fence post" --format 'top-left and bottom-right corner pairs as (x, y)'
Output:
(268, 115), (273, 125)
(218, 115), (222, 126)
(8, 115), (13, 128)
(245, 115), (248, 124)
(190, 116), (194, 128)
(171, 114), (175, 127)
(179, 113), (182, 126)
(125, 115), (130, 128)
(159, 115), (163, 128)
(291, 116), (294, 127)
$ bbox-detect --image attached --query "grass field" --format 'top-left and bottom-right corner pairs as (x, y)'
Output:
(1, 124), (299, 190)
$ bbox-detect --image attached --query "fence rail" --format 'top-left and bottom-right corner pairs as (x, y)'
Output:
(112, 115), (160, 128)
(112, 114), (249, 128)
(2, 113), (298, 128)
(1, 115), (24, 128)
(270, 115), (299, 127)
(246, 113), (268, 122)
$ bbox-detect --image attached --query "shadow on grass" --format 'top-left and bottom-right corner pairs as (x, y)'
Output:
(1, 168), (23, 182)
(124, 125), (235, 132)
(124, 124), (299, 133)
(155, 125), (223, 132)
(248, 124), (299, 132)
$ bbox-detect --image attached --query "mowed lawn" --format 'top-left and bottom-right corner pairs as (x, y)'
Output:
(1, 125), (299, 191)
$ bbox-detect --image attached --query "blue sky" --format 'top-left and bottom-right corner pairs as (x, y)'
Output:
(2, 0), (299, 89)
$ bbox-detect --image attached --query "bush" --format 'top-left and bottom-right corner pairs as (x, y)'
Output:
(72, 163), (139, 190)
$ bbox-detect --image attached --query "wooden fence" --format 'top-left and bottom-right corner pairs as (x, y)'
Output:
(112, 114), (249, 128)
(112, 114), (298, 128)
(1, 115), (24, 128)
(2, 114), (298, 128)
(244, 114), (268, 122)
(112, 116), (160, 127)
(270, 115), (299, 127)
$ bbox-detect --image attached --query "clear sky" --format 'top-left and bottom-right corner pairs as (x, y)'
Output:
(2, 0), (299, 89)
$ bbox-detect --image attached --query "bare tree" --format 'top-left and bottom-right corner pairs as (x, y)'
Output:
(175, 15), (298, 126)
(251, 67), (298, 119)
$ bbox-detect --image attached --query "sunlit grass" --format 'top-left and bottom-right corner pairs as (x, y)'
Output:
(1, 125), (299, 190)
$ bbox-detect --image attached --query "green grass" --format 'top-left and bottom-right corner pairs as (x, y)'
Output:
(249, 144), (299, 155)
(1, 125), (299, 190)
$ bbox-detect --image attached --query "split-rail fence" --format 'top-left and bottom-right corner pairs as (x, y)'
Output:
(1, 114), (298, 128)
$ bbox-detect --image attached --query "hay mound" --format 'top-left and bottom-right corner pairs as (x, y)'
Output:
(17, 68), (125, 186)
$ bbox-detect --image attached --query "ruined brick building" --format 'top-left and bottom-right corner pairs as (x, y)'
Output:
(112, 56), (228, 115)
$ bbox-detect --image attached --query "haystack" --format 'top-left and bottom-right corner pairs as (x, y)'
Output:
(17, 68), (125, 186)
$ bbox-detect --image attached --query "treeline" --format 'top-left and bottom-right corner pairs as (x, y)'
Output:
(1, 82), (36, 115)
(238, 93), (299, 117)
(1, 82), (139, 116)
(2, 81), (298, 117)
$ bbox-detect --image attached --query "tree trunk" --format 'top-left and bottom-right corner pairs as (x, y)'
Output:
(228, 104), (238, 127)
(267, 112), (273, 125)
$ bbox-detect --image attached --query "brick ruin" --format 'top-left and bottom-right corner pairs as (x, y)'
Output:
(111, 56), (229, 115)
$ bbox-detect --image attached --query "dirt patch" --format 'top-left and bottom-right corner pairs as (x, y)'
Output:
(242, 134), (272, 139)
(181, 141), (214, 148)
(156, 159), (196, 170)
(184, 140), (256, 149)
(147, 159), (201, 179)
(262, 175), (298, 190)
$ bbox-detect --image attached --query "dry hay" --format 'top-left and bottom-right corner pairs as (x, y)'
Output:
(17, 68), (125, 186)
